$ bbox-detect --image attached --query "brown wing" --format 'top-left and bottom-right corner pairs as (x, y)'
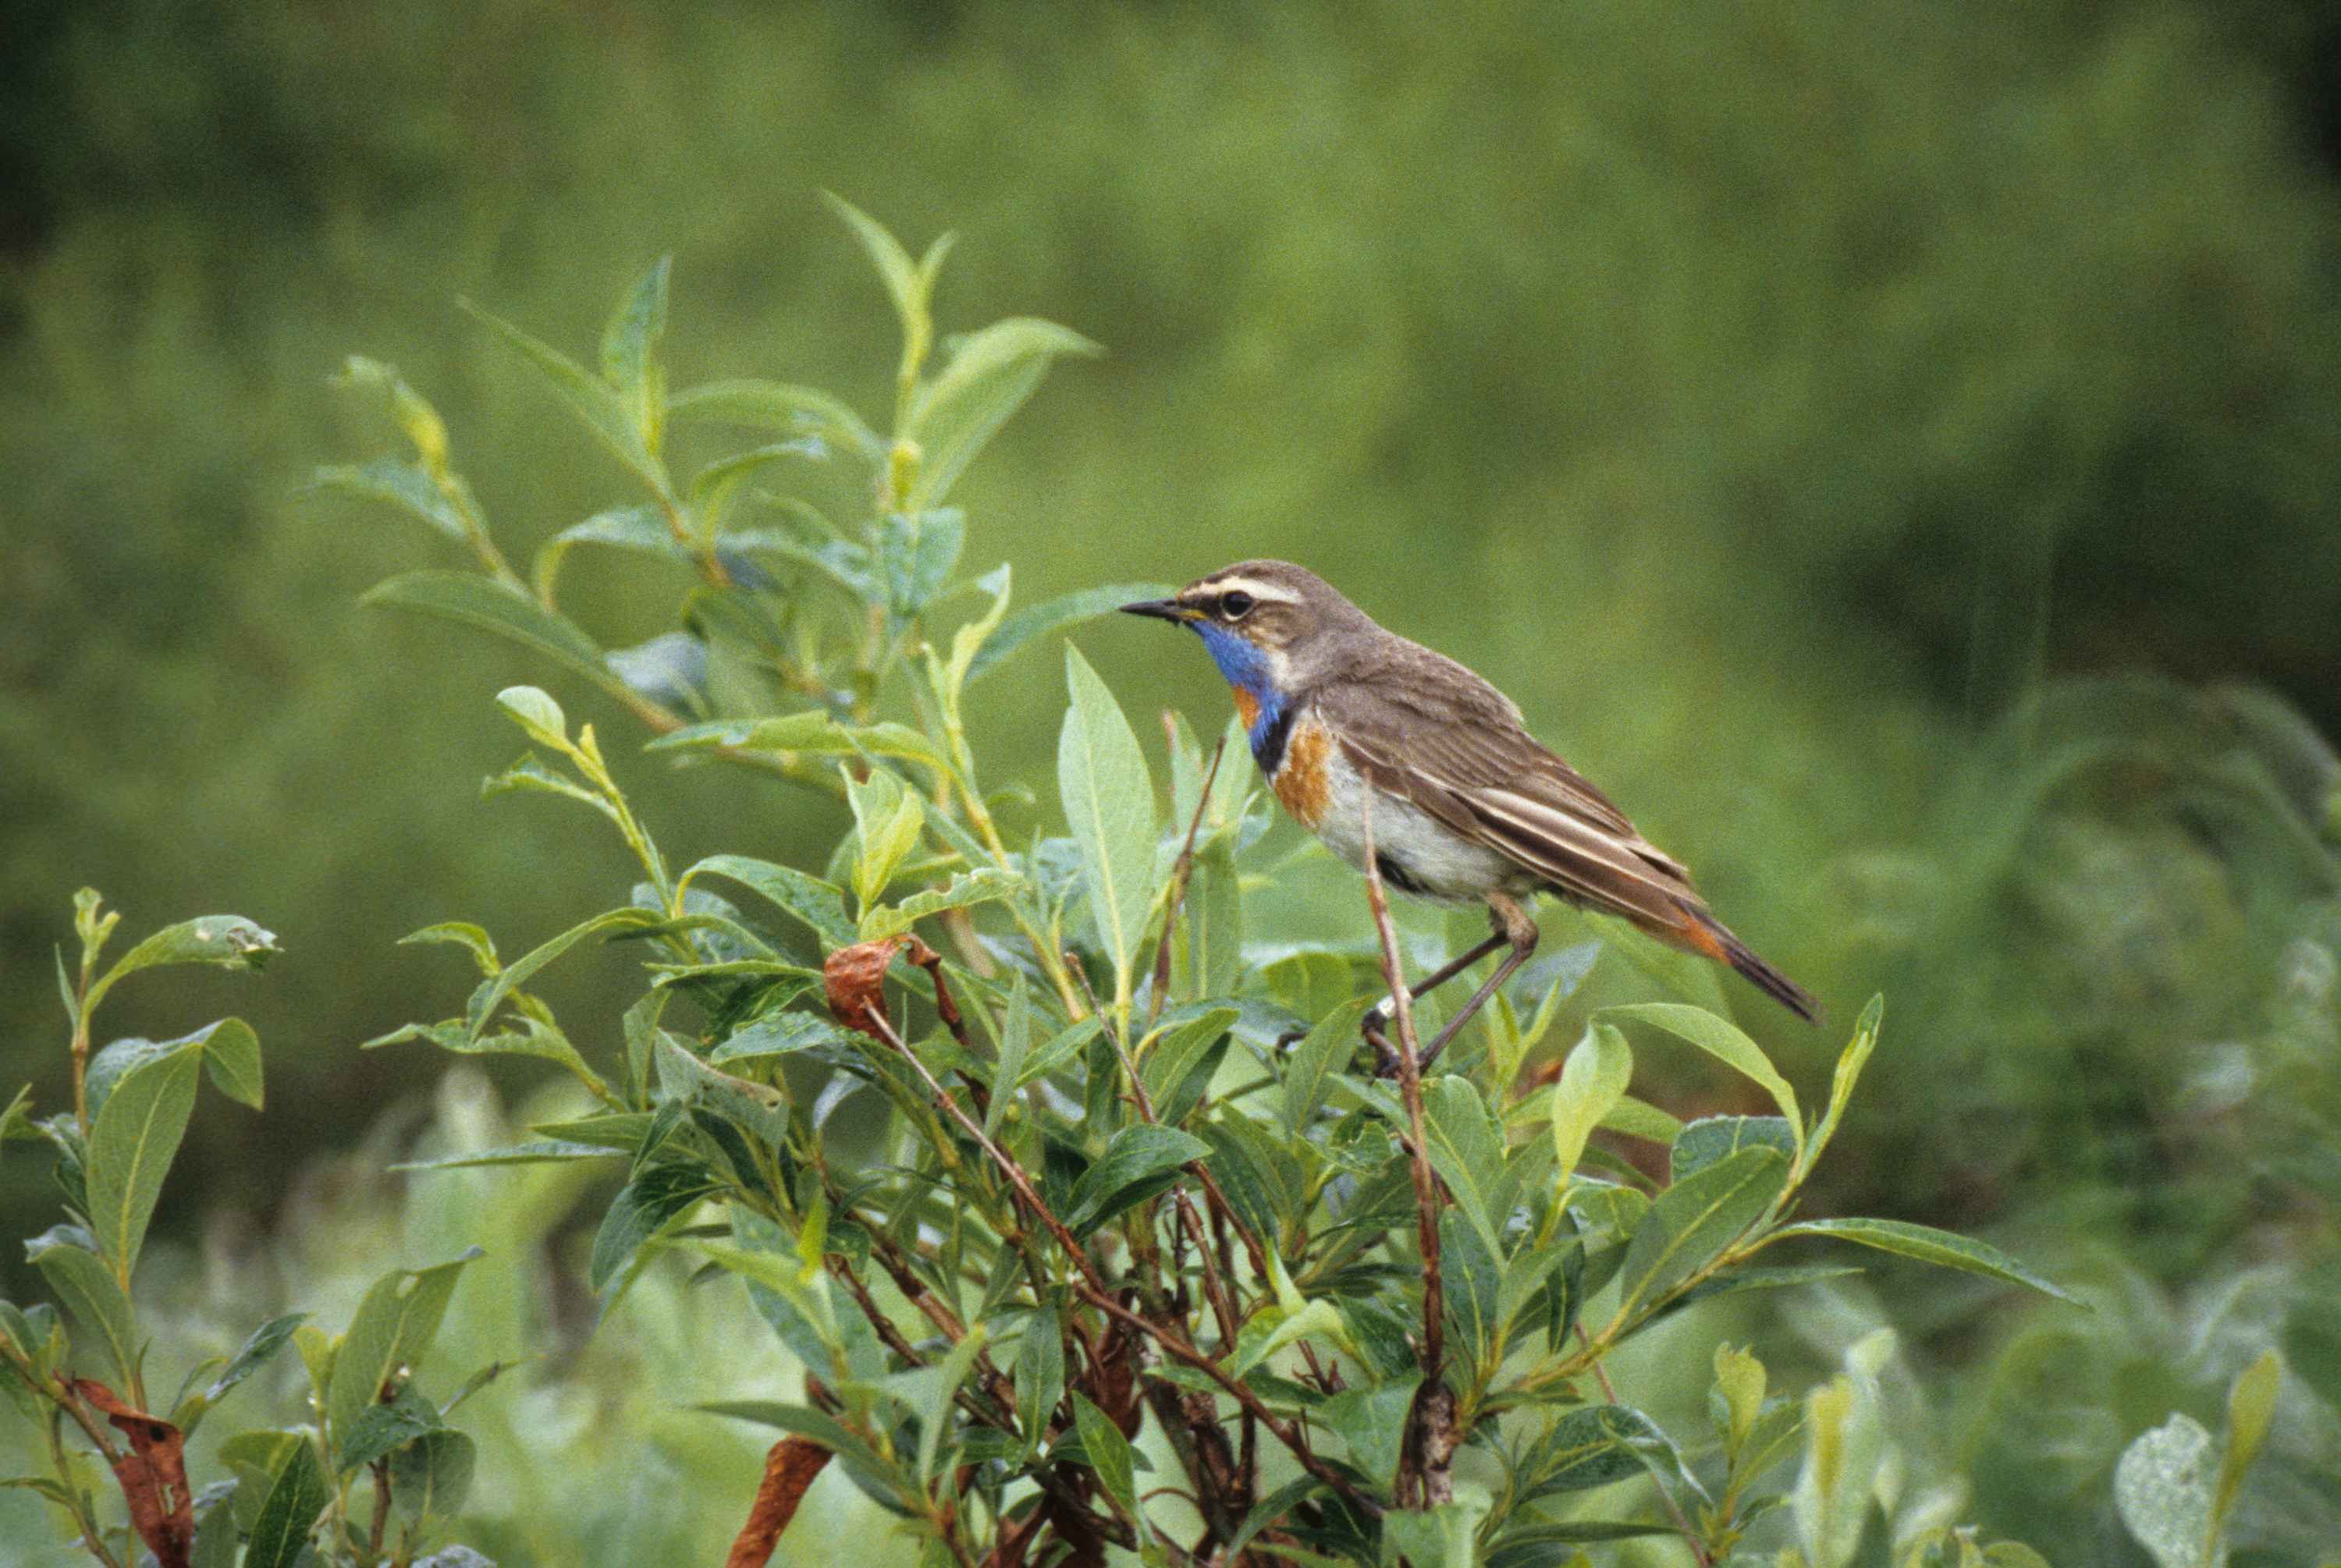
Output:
(1311, 662), (1702, 933)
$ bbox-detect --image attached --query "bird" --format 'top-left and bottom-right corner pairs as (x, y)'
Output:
(1121, 560), (1816, 1070)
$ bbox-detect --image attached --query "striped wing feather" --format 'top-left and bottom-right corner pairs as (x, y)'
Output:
(1313, 669), (1704, 934)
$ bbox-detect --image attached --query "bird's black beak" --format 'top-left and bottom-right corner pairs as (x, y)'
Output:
(1120, 598), (1196, 623)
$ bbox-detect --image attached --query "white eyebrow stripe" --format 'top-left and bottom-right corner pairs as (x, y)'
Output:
(1188, 576), (1300, 605)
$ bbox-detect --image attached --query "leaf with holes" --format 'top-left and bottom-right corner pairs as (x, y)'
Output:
(322, 1250), (483, 1446)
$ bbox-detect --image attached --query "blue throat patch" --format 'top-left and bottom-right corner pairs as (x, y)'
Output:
(1192, 623), (1293, 773)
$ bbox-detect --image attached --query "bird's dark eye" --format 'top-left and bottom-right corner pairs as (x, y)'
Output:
(1220, 591), (1255, 619)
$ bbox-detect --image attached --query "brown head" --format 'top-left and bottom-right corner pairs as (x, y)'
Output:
(1119, 560), (1380, 693)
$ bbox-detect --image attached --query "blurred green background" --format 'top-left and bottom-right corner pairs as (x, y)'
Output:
(7, 0), (2341, 1559)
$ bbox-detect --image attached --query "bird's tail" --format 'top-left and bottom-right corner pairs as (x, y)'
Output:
(1668, 903), (1821, 1024)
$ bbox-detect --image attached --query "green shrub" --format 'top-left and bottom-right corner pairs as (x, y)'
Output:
(2, 205), (2316, 1568)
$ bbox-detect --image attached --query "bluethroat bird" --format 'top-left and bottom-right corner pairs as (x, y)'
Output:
(1122, 560), (1817, 1070)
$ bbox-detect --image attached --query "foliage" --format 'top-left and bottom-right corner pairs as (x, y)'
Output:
(1, 893), (502, 1566)
(14, 0), (2341, 1284)
(16, 212), (2325, 1567)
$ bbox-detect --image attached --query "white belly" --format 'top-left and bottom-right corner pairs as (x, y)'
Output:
(1311, 745), (1519, 901)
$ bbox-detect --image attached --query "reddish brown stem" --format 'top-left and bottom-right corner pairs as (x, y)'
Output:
(723, 1437), (836, 1568)
(1358, 798), (1456, 1511)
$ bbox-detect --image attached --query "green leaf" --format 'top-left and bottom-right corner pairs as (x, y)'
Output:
(390, 1428), (477, 1524)
(25, 1226), (140, 1386)
(1713, 1344), (1766, 1455)
(334, 356), (453, 473)
(690, 442), (824, 541)
(590, 1165), (718, 1293)
(338, 1389), (445, 1474)
(666, 378), (882, 460)
(1070, 1391), (1136, 1517)
(496, 684), (569, 747)
(203, 1311), (310, 1408)
(1282, 999), (1374, 1135)
(323, 1250), (483, 1446)
(861, 867), (1024, 942)
(193, 1018), (264, 1111)
(1320, 1377), (1418, 1489)
(683, 854), (857, 950)
(918, 1325), (987, 1483)
(1792, 1357), (1887, 1568)
(1016, 1307), (1064, 1460)
(1601, 1003), (1802, 1157)
(600, 256), (671, 446)
(1771, 1218), (2078, 1304)
(243, 1436), (331, 1568)
(1380, 1499), (1483, 1567)
(87, 1038), (203, 1279)
(1518, 1403), (1671, 1499)
(901, 318), (1102, 509)
(846, 766), (927, 912)
(463, 297), (671, 500)
(1417, 1076), (1508, 1260)
(363, 571), (617, 697)
(652, 709), (946, 771)
(1140, 1006), (1240, 1116)
(709, 1012), (848, 1064)
(393, 1140), (619, 1173)
(1064, 1124), (1212, 1231)
(823, 193), (931, 360)
(311, 458), (468, 541)
(1615, 1146), (1789, 1314)
(88, 915), (279, 1013)
(876, 508), (966, 624)
(1442, 1208), (1503, 1371)
(966, 582), (1178, 686)
(1059, 644), (1160, 991)
(531, 505), (681, 601)
(1671, 1116), (1796, 1182)
(464, 906), (663, 1041)
(1551, 1023), (1632, 1190)
(1806, 995), (1884, 1167)
(2213, 1350), (2280, 1539)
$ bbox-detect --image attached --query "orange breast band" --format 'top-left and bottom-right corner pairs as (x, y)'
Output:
(1270, 719), (1334, 828)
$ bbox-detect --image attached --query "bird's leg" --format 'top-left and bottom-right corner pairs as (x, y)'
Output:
(1369, 895), (1540, 1077)
(1359, 931), (1507, 1053)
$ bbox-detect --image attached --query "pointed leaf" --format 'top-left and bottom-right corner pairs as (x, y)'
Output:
(464, 299), (671, 499)
(87, 1038), (203, 1278)
(591, 1165), (719, 1293)
(1064, 1124), (1212, 1232)
(901, 318), (1101, 509)
(310, 458), (468, 541)
(667, 378), (882, 460)
(1601, 1003), (1802, 1157)
(1070, 1391), (1136, 1517)
(1671, 1116), (1796, 1182)
(1615, 1146), (1789, 1314)
(1772, 1218), (2078, 1304)
(1321, 1377), (1418, 1490)
(1282, 999), (1374, 1135)
(965, 583), (1178, 686)
(1059, 645), (1159, 987)
(683, 854), (856, 950)
(1015, 1307), (1064, 1459)
(363, 572), (616, 696)
(25, 1226), (140, 1386)
(243, 1438), (331, 1568)
(1551, 1023), (1631, 1189)
(323, 1250), (483, 1445)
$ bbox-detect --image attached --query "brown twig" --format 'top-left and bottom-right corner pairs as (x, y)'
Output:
(1147, 723), (1228, 1026)
(858, 1006), (1380, 1520)
(1358, 797), (1458, 1510)
(723, 1437), (837, 1568)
